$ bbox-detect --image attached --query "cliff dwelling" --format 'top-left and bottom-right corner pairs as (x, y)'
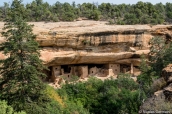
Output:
(2, 21), (168, 87)
(46, 63), (139, 83)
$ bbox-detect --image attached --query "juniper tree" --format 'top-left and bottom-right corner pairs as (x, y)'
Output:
(148, 36), (166, 76)
(0, 0), (47, 111)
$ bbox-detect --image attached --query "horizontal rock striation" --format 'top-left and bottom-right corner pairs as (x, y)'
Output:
(0, 21), (172, 66)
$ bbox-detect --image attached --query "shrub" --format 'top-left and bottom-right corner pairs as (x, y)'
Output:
(0, 100), (26, 114)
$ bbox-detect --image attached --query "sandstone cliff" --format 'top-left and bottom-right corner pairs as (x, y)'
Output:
(1, 21), (172, 66)
(1, 21), (172, 82)
(32, 21), (172, 66)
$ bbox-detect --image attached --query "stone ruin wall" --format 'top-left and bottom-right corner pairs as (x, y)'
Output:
(48, 63), (138, 85)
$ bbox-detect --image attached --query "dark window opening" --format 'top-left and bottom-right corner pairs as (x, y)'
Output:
(88, 64), (104, 69)
(61, 65), (71, 73)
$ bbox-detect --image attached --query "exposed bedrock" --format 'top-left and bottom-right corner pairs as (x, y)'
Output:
(140, 64), (172, 112)
(29, 21), (172, 66)
(40, 49), (149, 66)
(1, 21), (172, 81)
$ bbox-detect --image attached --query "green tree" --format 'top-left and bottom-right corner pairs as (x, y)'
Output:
(154, 3), (165, 24)
(0, 100), (26, 114)
(61, 2), (76, 21)
(148, 36), (166, 75)
(166, 3), (172, 19)
(0, 2), (9, 21)
(58, 76), (143, 114)
(162, 43), (172, 66)
(124, 13), (139, 24)
(98, 3), (112, 20)
(0, 0), (47, 111)
(79, 3), (100, 20)
(137, 55), (156, 97)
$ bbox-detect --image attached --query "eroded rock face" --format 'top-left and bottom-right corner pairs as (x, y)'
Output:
(162, 64), (172, 83)
(40, 49), (144, 66)
(140, 64), (172, 112)
(0, 21), (172, 65)
(1, 21), (172, 82)
(161, 64), (172, 101)
(32, 21), (172, 67)
(164, 83), (172, 101)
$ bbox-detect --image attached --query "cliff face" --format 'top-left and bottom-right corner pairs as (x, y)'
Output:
(35, 21), (151, 51)
(1, 21), (172, 82)
(1, 21), (172, 66)
(30, 21), (172, 66)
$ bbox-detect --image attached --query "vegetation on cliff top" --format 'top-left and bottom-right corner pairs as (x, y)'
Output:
(0, 0), (172, 24)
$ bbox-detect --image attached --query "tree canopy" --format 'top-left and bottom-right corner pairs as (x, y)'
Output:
(0, 0), (47, 111)
(0, 1), (172, 24)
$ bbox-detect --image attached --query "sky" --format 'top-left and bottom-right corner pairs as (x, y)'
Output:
(0, 0), (171, 6)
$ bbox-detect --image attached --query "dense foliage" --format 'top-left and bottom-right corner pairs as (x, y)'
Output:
(137, 36), (169, 96)
(0, 0), (172, 24)
(137, 36), (172, 112)
(138, 36), (172, 95)
(145, 36), (172, 77)
(58, 75), (145, 114)
(0, 100), (26, 114)
(0, 0), (49, 112)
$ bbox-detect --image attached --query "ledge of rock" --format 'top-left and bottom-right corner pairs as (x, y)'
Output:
(1, 21), (172, 83)
(40, 48), (149, 66)
(40, 49), (134, 66)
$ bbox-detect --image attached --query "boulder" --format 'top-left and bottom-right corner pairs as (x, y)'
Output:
(162, 64), (172, 82)
(129, 47), (136, 52)
(164, 83), (172, 101)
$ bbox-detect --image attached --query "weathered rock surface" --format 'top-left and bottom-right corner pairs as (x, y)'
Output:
(162, 64), (172, 83)
(1, 21), (172, 88)
(40, 48), (149, 66)
(140, 64), (172, 113)
(0, 20), (172, 68)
